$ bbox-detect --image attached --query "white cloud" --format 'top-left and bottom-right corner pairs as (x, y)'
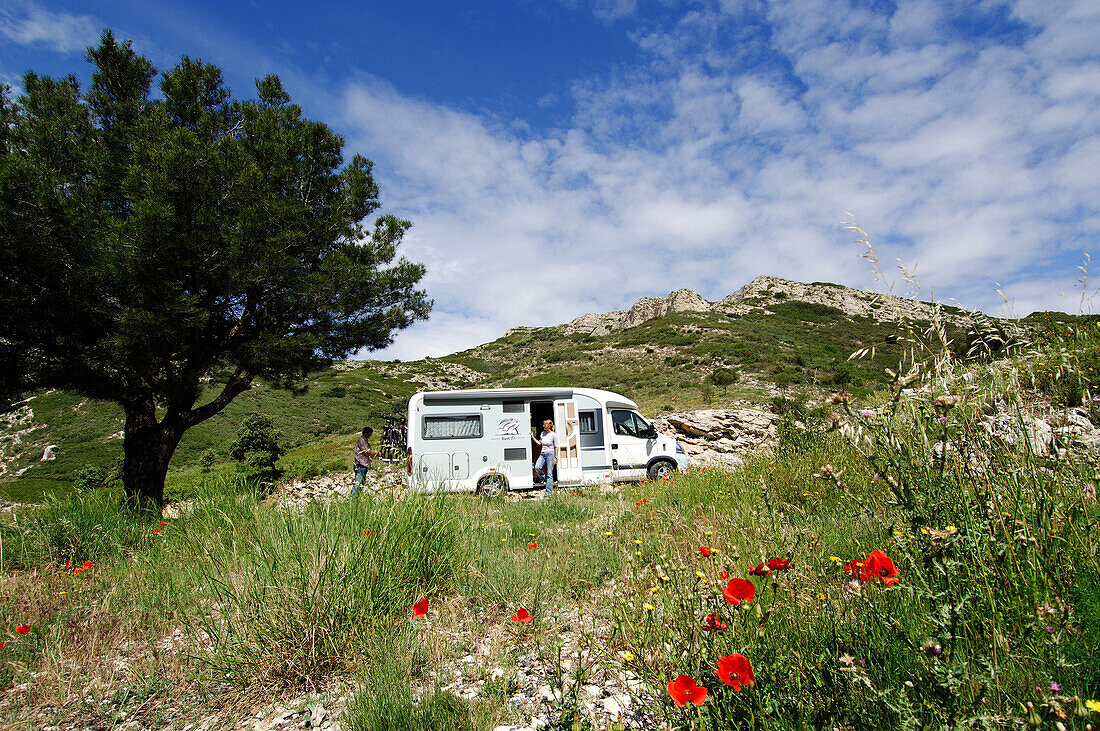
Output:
(594, 0), (639, 22)
(340, 0), (1100, 360)
(0, 1), (99, 53)
(0, 72), (23, 97)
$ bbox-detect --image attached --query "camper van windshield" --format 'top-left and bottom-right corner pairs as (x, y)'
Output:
(611, 410), (651, 438)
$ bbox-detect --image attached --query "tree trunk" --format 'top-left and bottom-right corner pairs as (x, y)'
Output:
(121, 399), (184, 509)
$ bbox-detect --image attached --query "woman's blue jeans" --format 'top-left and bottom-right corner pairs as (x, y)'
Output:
(535, 453), (554, 494)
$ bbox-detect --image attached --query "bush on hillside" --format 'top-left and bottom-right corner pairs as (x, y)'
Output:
(229, 414), (284, 483)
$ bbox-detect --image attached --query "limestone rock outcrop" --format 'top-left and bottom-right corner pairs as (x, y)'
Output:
(559, 276), (980, 337)
(562, 288), (711, 335)
(717, 275), (976, 327)
(619, 289), (712, 330)
(653, 407), (779, 467)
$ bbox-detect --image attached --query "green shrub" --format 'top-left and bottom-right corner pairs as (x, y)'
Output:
(706, 367), (739, 392)
(73, 464), (106, 492)
(830, 363), (853, 386)
(229, 414), (284, 482)
(199, 449), (217, 473)
(769, 395), (804, 418)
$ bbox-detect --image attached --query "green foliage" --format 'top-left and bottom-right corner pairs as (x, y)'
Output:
(229, 414), (284, 482)
(17, 491), (157, 567)
(189, 494), (468, 688)
(0, 31), (429, 504)
(706, 367), (739, 392)
(1029, 343), (1100, 408)
(73, 464), (107, 493)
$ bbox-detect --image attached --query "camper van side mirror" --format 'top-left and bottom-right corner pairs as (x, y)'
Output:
(645, 425), (658, 439)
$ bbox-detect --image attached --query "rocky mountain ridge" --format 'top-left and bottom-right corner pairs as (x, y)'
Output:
(558, 275), (978, 336)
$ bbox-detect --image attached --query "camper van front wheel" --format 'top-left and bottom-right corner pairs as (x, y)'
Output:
(647, 460), (676, 481)
(476, 474), (509, 497)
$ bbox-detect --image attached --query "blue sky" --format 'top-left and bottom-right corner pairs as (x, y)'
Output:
(3, 0), (1099, 360)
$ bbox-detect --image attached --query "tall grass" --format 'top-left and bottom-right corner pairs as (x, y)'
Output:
(186, 492), (469, 690)
(342, 630), (499, 731)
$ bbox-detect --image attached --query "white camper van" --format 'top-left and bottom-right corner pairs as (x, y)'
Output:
(406, 387), (688, 494)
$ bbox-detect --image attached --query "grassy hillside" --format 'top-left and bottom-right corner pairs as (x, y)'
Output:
(0, 362), (430, 502)
(0, 284), (1045, 503)
(444, 300), (975, 412)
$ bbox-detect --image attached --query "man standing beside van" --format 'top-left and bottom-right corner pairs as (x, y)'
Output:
(532, 419), (557, 496)
(351, 426), (380, 496)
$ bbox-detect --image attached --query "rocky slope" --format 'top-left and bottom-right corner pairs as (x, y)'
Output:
(560, 275), (978, 336)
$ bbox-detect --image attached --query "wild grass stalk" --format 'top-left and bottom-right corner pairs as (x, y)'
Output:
(186, 492), (468, 690)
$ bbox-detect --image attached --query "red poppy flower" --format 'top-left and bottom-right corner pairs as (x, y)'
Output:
(667, 674), (708, 707)
(747, 563), (770, 576)
(0, 641), (4, 650)
(860, 549), (899, 586)
(698, 546), (712, 557)
(715, 654), (755, 691)
(412, 597), (429, 618)
(635, 498), (649, 505)
(718, 569), (729, 580)
(15, 625), (30, 635)
(158, 522), (167, 526)
(722, 578), (755, 605)
(701, 613), (728, 631)
(527, 542), (537, 549)
(767, 558), (791, 571)
(843, 559), (863, 578)
(153, 528), (161, 534)
(82, 561), (94, 569)
(64, 561), (72, 571)
(511, 608), (533, 623)
(74, 568), (84, 574)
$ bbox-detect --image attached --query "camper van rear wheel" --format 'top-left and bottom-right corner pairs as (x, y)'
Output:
(647, 460), (676, 481)
(477, 474), (508, 497)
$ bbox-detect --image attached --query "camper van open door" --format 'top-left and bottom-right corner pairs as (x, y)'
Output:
(553, 399), (582, 484)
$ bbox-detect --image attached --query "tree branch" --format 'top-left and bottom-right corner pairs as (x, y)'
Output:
(179, 368), (253, 428)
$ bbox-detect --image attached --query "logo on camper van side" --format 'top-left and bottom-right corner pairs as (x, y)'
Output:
(496, 418), (521, 436)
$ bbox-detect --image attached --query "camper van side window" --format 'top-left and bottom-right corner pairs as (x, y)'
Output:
(423, 415), (482, 440)
(579, 411), (597, 434)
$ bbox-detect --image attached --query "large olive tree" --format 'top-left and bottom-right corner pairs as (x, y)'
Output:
(0, 32), (430, 506)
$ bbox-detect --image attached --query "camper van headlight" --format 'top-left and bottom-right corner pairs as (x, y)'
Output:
(676, 442), (686, 454)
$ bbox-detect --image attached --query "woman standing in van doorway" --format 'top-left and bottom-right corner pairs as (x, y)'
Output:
(532, 419), (558, 496)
